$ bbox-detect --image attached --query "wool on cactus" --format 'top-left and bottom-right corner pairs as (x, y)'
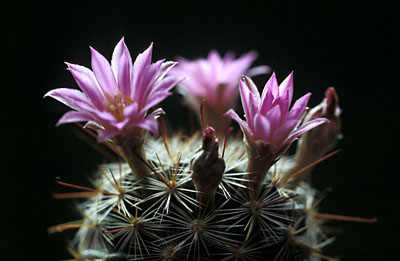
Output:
(45, 37), (376, 261)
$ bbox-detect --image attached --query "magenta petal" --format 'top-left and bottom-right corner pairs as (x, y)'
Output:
(207, 50), (222, 79)
(135, 108), (165, 135)
(122, 102), (140, 121)
(65, 63), (105, 109)
(208, 50), (222, 74)
(289, 92), (311, 121)
(285, 118), (329, 145)
(271, 119), (298, 146)
(239, 78), (251, 119)
(241, 75), (260, 100)
(225, 109), (253, 139)
(225, 51), (257, 80)
(263, 72), (279, 99)
(239, 76), (260, 130)
(279, 72), (294, 104)
(118, 48), (133, 98)
(142, 92), (171, 113)
(157, 61), (178, 80)
(133, 43), (153, 93)
(254, 113), (271, 141)
(136, 59), (165, 103)
(90, 47), (119, 96)
(111, 37), (126, 76)
(142, 78), (179, 112)
(97, 129), (120, 142)
(110, 37), (133, 98)
(56, 111), (94, 126)
(246, 65), (272, 77)
(247, 89), (261, 122)
(266, 104), (282, 130)
(44, 88), (96, 113)
(259, 73), (277, 115)
(135, 117), (159, 136)
(150, 74), (182, 95)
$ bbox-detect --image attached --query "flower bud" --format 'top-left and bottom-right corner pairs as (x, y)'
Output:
(191, 127), (225, 205)
(287, 87), (342, 183)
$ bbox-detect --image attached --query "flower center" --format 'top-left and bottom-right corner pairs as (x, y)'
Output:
(103, 91), (133, 122)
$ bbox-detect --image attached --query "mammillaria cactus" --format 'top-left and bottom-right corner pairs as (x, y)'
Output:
(45, 37), (376, 260)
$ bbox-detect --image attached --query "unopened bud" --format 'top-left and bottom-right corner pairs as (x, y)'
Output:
(191, 127), (225, 205)
(300, 87), (341, 157)
(287, 87), (342, 183)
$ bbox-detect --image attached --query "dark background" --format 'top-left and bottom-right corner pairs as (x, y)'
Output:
(1, 1), (397, 260)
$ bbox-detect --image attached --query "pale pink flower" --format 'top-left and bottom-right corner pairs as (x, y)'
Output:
(168, 50), (269, 136)
(45, 38), (181, 141)
(226, 72), (328, 156)
(169, 50), (268, 111)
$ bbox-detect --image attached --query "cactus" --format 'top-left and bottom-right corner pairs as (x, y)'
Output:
(46, 38), (375, 260)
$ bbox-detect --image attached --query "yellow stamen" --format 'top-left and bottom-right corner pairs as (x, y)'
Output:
(103, 91), (134, 122)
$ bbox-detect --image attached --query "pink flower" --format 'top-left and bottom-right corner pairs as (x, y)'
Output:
(45, 38), (181, 141)
(170, 50), (268, 110)
(226, 72), (328, 155)
(169, 50), (269, 136)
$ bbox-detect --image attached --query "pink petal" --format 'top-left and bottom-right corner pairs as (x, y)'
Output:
(289, 93), (311, 121)
(285, 118), (329, 145)
(239, 76), (260, 130)
(239, 78), (251, 118)
(271, 119), (298, 147)
(242, 75), (260, 100)
(135, 117), (159, 136)
(275, 97), (289, 119)
(271, 120), (298, 147)
(122, 102), (141, 123)
(44, 88), (96, 113)
(246, 65), (272, 77)
(142, 92), (172, 111)
(263, 72), (279, 99)
(260, 73), (278, 113)
(90, 46), (119, 96)
(266, 104), (282, 131)
(207, 50), (222, 82)
(225, 51), (257, 79)
(134, 108), (165, 135)
(222, 52), (235, 62)
(225, 109), (253, 140)
(56, 111), (94, 126)
(132, 43), (153, 95)
(142, 77), (179, 112)
(157, 61), (178, 81)
(172, 63), (205, 97)
(117, 48), (133, 98)
(65, 63), (105, 109)
(136, 59), (165, 104)
(279, 72), (294, 105)
(247, 89), (261, 121)
(254, 113), (271, 141)
(97, 129), (120, 142)
(111, 37), (126, 76)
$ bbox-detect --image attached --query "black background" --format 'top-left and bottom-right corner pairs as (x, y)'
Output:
(1, 1), (397, 260)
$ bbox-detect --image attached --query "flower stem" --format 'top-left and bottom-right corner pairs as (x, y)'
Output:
(114, 135), (151, 185)
(244, 151), (275, 193)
